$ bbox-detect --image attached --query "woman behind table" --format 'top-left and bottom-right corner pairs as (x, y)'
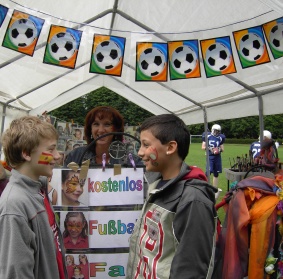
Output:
(64, 106), (124, 166)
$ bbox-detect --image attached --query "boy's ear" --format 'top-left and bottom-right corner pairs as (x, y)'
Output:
(167, 141), (177, 155)
(22, 151), (31, 162)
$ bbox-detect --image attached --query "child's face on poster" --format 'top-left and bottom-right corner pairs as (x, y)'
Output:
(66, 215), (85, 239)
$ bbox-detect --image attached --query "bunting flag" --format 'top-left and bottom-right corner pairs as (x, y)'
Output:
(43, 25), (82, 69)
(136, 42), (168, 81)
(233, 26), (270, 68)
(2, 10), (44, 56)
(0, 5), (8, 27)
(263, 17), (283, 60)
(90, 35), (125, 76)
(200, 36), (236, 78)
(0, 7), (282, 81)
(168, 40), (201, 80)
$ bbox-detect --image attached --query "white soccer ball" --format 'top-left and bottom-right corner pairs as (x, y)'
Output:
(9, 18), (37, 48)
(269, 23), (283, 52)
(239, 33), (264, 62)
(171, 45), (197, 74)
(138, 47), (166, 77)
(49, 32), (77, 61)
(205, 42), (231, 72)
(94, 40), (122, 70)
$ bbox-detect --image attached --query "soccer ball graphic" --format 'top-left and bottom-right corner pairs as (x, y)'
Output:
(9, 18), (37, 48)
(138, 47), (166, 77)
(205, 43), (231, 71)
(239, 33), (264, 62)
(94, 40), (122, 70)
(171, 45), (197, 74)
(269, 23), (283, 52)
(49, 32), (77, 61)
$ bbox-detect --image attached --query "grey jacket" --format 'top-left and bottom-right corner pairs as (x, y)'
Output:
(0, 170), (67, 279)
(126, 162), (217, 279)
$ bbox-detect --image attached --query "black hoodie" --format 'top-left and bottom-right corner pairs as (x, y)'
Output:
(126, 162), (218, 279)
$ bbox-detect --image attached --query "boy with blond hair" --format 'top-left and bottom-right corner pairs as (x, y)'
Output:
(0, 116), (68, 279)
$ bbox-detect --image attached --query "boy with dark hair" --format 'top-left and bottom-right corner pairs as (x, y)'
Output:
(0, 116), (68, 279)
(126, 114), (217, 279)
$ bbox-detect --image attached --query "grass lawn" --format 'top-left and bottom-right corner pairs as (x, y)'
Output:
(185, 143), (283, 222)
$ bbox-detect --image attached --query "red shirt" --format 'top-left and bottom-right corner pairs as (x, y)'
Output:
(63, 235), (89, 249)
(42, 192), (65, 279)
(79, 263), (89, 279)
(67, 265), (75, 279)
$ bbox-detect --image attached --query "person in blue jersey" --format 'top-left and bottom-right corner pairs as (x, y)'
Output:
(202, 124), (225, 188)
(249, 130), (272, 161)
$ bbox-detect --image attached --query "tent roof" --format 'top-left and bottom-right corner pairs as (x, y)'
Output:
(1, 0), (283, 130)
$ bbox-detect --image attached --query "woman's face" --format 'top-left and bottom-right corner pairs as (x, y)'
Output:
(66, 140), (73, 150)
(66, 256), (74, 266)
(79, 255), (87, 264)
(62, 172), (84, 205)
(91, 116), (115, 147)
(66, 215), (85, 239)
(75, 130), (82, 140)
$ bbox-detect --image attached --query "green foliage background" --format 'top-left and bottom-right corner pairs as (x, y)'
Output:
(50, 87), (153, 126)
(50, 87), (283, 140)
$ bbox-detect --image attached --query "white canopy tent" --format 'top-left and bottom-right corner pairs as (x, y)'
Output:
(0, 0), (283, 137)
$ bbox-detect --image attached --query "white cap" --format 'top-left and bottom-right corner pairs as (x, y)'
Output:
(259, 130), (272, 140)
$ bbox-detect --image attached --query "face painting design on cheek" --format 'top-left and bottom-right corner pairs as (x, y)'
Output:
(38, 152), (53, 165)
(66, 174), (80, 193)
(67, 221), (83, 232)
(149, 147), (158, 167)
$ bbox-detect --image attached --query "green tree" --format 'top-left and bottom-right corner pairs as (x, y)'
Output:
(50, 87), (153, 126)
(50, 86), (283, 140)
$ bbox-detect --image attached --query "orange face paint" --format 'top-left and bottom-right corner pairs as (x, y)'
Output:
(66, 174), (80, 193)
(38, 152), (53, 165)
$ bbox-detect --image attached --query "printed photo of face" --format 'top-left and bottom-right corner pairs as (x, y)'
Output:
(61, 170), (84, 206)
(63, 212), (89, 250)
(74, 129), (83, 140)
(66, 216), (84, 240)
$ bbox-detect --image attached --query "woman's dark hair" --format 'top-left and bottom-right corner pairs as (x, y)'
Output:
(63, 211), (88, 239)
(84, 106), (124, 144)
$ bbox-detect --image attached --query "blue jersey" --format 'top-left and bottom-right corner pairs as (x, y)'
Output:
(202, 132), (225, 156)
(250, 141), (261, 159)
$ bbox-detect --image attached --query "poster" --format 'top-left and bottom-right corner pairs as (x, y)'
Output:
(2, 10), (44, 56)
(90, 35), (125, 76)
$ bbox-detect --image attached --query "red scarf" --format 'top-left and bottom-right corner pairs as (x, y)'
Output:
(41, 190), (65, 279)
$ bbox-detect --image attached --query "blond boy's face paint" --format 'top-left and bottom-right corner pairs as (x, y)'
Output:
(149, 147), (158, 166)
(38, 152), (53, 165)
(66, 174), (80, 193)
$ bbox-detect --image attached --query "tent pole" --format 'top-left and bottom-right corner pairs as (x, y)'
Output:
(258, 95), (264, 142)
(0, 104), (7, 158)
(203, 107), (210, 184)
(226, 74), (265, 141)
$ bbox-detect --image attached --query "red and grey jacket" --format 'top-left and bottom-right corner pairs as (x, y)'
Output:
(126, 162), (218, 279)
